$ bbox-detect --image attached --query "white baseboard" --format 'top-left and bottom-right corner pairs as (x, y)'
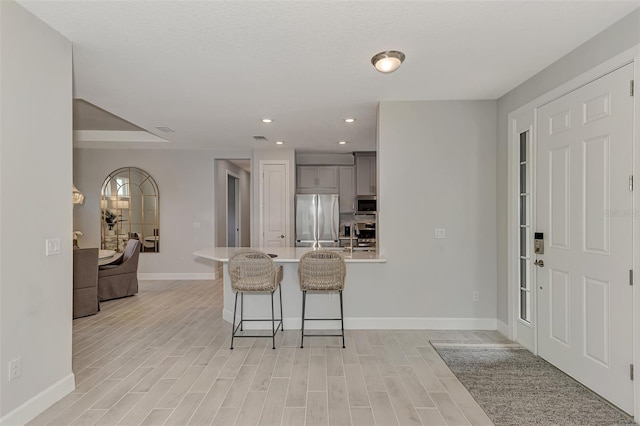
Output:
(0, 373), (75, 426)
(138, 272), (216, 280)
(222, 309), (496, 330)
(345, 317), (497, 330)
(496, 319), (509, 338)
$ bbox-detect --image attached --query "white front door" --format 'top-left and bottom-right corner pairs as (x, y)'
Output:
(260, 162), (289, 247)
(536, 63), (634, 413)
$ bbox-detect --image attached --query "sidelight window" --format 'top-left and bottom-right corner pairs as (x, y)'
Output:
(519, 130), (532, 323)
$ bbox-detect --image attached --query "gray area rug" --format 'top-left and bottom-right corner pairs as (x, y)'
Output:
(431, 342), (635, 426)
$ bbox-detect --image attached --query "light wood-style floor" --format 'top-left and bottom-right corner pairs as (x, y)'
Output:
(29, 278), (497, 426)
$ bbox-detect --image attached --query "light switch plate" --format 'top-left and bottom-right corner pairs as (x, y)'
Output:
(45, 238), (61, 256)
(435, 228), (446, 239)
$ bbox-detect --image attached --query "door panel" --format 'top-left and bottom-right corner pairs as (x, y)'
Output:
(536, 63), (634, 413)
(549, 146), (571, 248)
(584, 276), (609, 365)
(549, 268), (570, 345)
(583, 136), (609, 254)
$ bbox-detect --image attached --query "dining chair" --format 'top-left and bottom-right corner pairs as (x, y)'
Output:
(98, 239), (141, 301)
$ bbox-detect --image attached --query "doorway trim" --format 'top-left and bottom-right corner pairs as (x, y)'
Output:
(507, 44), (640, 418)
(226, 170), (241, 247)
(507, 108), (537, 352)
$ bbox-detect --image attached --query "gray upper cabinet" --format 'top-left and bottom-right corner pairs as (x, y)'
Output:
(297, 166), (338, 192)
(338, 166), (356, 213)
(356, 153), (377, 195)
(298, 167), (317, 188)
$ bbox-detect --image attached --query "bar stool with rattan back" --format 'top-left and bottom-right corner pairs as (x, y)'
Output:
(298, 250), (347, 348)
(229, 250), (284, 350)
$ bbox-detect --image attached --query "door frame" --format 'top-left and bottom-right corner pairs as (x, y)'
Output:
(508, 108), (537, 352)
(258, 159), (290, 247)
(226, 170), (241, 247)
(507, 44), (640, 418)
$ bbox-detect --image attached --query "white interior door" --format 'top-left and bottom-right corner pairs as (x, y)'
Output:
(536, 63), (634, 413)
(261, 162), (289, 247)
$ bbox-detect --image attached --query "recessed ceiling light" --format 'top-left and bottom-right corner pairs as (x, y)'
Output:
(262, 118), (273, 123)
(338, 141), (347, 145)
(275, 141), (284, 145)
(344, 118), (356, 123)
(371, 50), (405, 73)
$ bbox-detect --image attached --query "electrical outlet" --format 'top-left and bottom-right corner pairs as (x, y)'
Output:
(473, 291), (480, 302)
(435, 228), (446, 239)
(9, 358), (22, 381)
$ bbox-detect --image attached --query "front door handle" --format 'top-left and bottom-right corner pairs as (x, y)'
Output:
(534, 259), (544, 267)
(280, 234), (285, 239)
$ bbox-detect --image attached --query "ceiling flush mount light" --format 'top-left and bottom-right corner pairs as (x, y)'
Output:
(275, 141), (284, 145)
(344, 118), (356, 123)
(262, 118), (273, 123)
(371, 50), (405, 73)
(338, 141), (347, 145)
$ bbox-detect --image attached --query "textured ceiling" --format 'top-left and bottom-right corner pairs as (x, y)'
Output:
(19, 1), (640, 152)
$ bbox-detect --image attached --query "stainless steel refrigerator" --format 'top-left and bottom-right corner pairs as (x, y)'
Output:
(295, 194), (339, 247)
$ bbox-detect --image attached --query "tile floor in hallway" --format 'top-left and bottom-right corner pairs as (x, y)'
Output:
(29, 278), (497, 426)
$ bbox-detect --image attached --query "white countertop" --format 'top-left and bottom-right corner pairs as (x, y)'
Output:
(193, 247), (386, 263)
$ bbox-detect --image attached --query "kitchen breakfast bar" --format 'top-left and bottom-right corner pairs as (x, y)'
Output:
(193, 247), (386, 330)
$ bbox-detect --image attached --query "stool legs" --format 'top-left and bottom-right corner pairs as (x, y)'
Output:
(230, 287), (283, 351)
(339, 290), (345, 348)
(279, 284), (284, 331)
(300, 290), (307, 349)
(299, 290), (345, 349)
(231, 291), (239, 350)
(271, 290), (276, 350)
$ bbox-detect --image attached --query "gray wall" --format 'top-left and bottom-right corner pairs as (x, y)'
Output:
(495, 8), (640, 324)
(214, 159), (251, 248)
(378, 100), (498, 319)
(73, 148), (216, 276)
(0, 2), (74, 422)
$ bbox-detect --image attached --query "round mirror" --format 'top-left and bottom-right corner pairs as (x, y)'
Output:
(101, 167), (159, 253)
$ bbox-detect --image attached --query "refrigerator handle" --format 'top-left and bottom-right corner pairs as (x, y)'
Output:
(313, 194), (319, 242)
(332, 195), (339, 241)
(316, 203), (322, 241)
